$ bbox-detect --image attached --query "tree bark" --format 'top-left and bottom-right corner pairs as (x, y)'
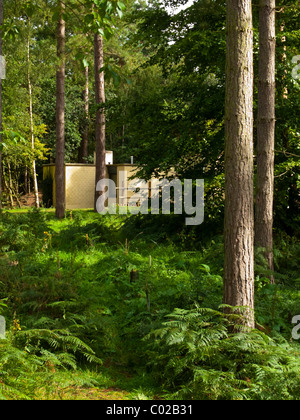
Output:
(224, 0), (255, 329)
(79, 65), (89, 163)
(94, 33), (106, 211)
(255, 0), (276, 282)
(24, 166), (28, 194)
(27, 31), (40, 209)
(280, 17), (288, 99)
(7, 161), (20, 208)
(55, 2), (66, 219)
(3, 165), (13, 207)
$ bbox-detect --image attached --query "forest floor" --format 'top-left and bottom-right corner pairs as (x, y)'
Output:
(32, 365), (164, 400)
(0, 208), (299, 400)
(0, 209), (178, 400)
(33, 370), (146, 400)
(36, 385), (131, 400)
(20, 193), (43, 207)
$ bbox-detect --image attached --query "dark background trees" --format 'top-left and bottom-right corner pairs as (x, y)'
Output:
(0, 0), (298, 244)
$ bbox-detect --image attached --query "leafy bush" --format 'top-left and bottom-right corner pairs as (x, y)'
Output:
(0, 326), (102, 400)
(145, 305), (300, 400)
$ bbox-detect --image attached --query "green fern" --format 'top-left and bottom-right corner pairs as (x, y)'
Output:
(14, 328), (103, 365)
(145, 304), (300, 400)
(0, 327), (102, 399)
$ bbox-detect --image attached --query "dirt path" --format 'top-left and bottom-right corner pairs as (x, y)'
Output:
(43, 386), (132, 400)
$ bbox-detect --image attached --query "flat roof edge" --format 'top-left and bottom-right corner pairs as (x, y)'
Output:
(43, 163), (138, 167)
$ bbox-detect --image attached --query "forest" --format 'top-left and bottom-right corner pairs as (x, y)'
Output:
(0, 0), (299, 401)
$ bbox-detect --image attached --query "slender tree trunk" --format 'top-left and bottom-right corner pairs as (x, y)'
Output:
(0, 0), (3, 209)
(24, 166), (28, 194)
(79, 65), (89, 163)
(27, 32), (40, 209)
(280, 17), (288, 99)
(3, 165), (13, 207)
(55, 2), (66, 219)
(255, 0), (276, 282)
(7, 161), (20, 208)
(94, 33), (106, 210)
(223, 0), (255, 329)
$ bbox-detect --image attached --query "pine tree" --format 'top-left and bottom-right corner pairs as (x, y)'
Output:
(223, 0), (255, 329)
(255, 0), (276, 282)
(94, 32), (106, 211)
(55, 0), (66, 219)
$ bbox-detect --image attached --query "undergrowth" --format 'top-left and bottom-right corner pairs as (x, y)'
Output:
(0, 209), (299, 399)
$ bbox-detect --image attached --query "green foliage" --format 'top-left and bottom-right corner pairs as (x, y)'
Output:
(38, 78), (87, 163)
(0, 0), (298, 401)
(0, 326), (102, 400)
(0, 129), (26, 152)
(145, 305), (300, 400)
(0, 211), (299, 399)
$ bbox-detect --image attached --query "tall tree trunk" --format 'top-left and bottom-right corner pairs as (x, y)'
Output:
(3, 165), (13, 207)
(24, 166), (28, 194)
(7, 161), (20, 208)
(280, 17), (288, 99)
(0, 0), (3, 210)
(55, 2), (66, 219)
(79, 65), (89, 163)
(94, 33), (106, 210)
(255, 0), (276, 282)
(223, 0), (255, 329)
(27, 31), (40, 209)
